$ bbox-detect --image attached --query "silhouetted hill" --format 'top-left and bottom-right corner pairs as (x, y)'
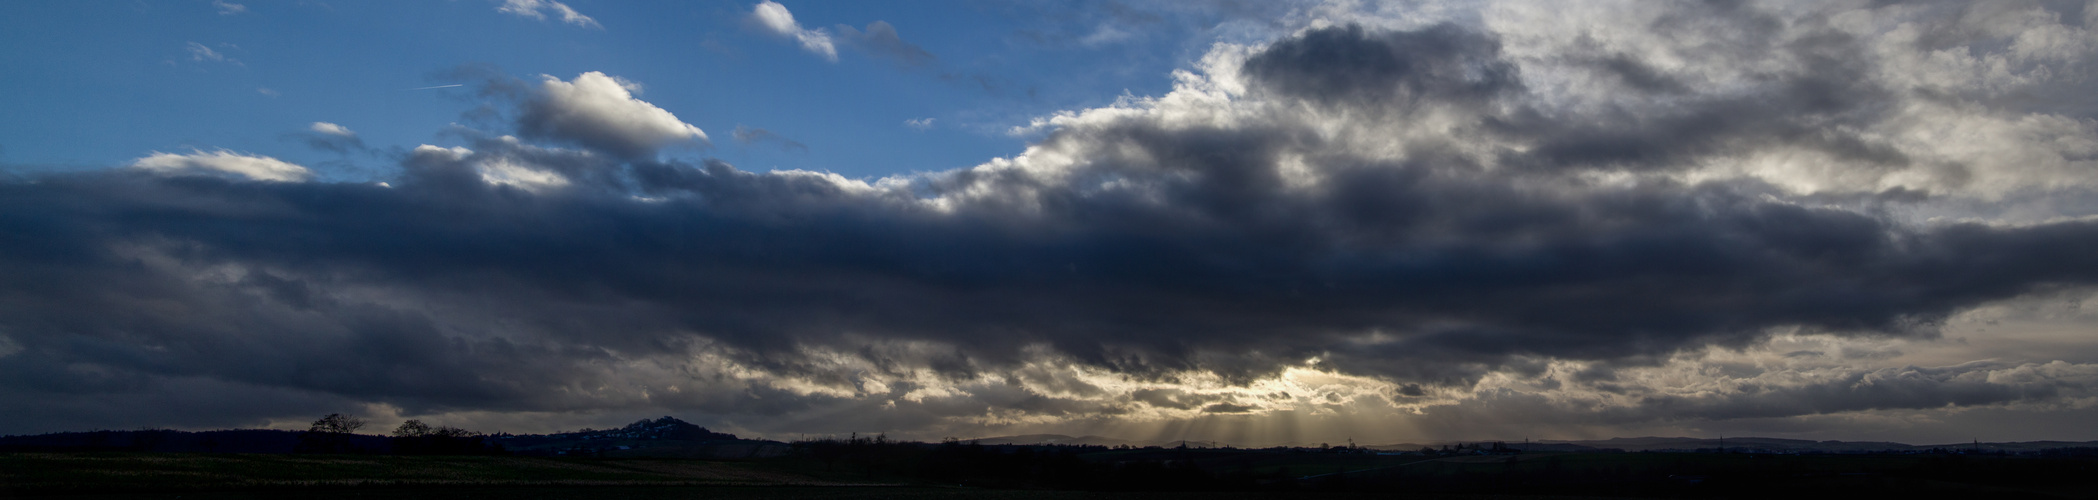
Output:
(495, 416), (787, 458)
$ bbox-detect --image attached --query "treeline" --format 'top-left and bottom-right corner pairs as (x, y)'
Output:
(0, 414), (500, 456)
(292, 413), (504, 455)
(791, 435), (1282, 491)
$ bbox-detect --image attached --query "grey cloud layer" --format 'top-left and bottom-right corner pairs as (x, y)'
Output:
(5, 1), (2098, 436)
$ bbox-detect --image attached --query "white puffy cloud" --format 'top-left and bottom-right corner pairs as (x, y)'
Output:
(752, 1), (837, 62)
(410, 144), (472, 163)
(131, 149), (311, 182)
(300, 122), (367, 154)
(515, 71), (708, 159)
(309, 122), (355, 137)
(477, 157), (572, 192)
(497, 0), (600, 29)
(410, 144), (472, 161)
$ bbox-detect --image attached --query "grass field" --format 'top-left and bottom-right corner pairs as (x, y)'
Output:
(8, 450), (2095, 499)
(4, 485), (1627, 500)
(0, 452), (879, 495)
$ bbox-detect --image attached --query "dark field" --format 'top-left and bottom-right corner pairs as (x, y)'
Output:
(0, 485), (1587, 500)
(6, 450), (2096, 499)
(0, 452), (865, 492)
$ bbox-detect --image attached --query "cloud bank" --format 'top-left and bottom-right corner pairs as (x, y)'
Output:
(6, 1), (2098, 443)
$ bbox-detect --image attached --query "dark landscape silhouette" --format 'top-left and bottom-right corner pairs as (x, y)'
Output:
(7, 415), (2098, 498)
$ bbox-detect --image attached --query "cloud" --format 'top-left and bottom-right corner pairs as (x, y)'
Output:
(212, 0), (245, 15)
(185, 42), (239, 66)
(513, 71), (708, 159)
(298, 122), (366, 154)
(904, 117), (934, 130)
(837, 20), (935, 67)
(1079, 24), (1135, 47)
(1239, 23), (1519, 109)
(129, 149), (311, 181)
(1617, 361), (2098, 421)
(497, 0), (600, 29)
(186, 43), (223, 62)
(1387, 342), (2098, 436)
(731, 125), (808, 153)
(755, 7), (936, 70)
(752, 1), (836, 62)
(256, 87), (279, 97)
(9, 2), (2098, 441)
(310, 122), (355, 137)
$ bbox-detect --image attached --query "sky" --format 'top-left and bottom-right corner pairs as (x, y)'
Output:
(3, 0), (2098, 447)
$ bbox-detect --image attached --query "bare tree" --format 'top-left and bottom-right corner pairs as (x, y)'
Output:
(310, 413), (366, 434)
(297, 413), (368, 454)
(389, 419), (494, 455)
(393, 419), (432, 438)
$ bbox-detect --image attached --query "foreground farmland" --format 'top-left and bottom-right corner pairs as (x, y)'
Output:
(0, 452), (875, 495)
(7, 449), (2097, 499)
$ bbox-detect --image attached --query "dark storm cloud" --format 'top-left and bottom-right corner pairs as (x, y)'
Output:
(1131, 388), (1221, 410)
(0, 377), (358, 434)
(5, 9), (2098, 434)
(1235, 21), (1906, 180)
(1592, 53), (1690, 94)
(1580, 361), (2089, 423)
(1494, 31), (1909, 173)
(1241, 23), (1522, 109)
(7, 125), (2097, 431)
(1635, 364), (2046, 419)
(1399, 361), (2096, 431)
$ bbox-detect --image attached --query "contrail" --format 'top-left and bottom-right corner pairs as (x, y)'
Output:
(407, 84), (464, 90)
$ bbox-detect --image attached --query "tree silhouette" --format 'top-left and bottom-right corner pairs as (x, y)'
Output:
(393, 419), (432, 437)
(310, 413), (365, 434)
(390, 419), (499, 455)
(295, 413), (367, 454)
